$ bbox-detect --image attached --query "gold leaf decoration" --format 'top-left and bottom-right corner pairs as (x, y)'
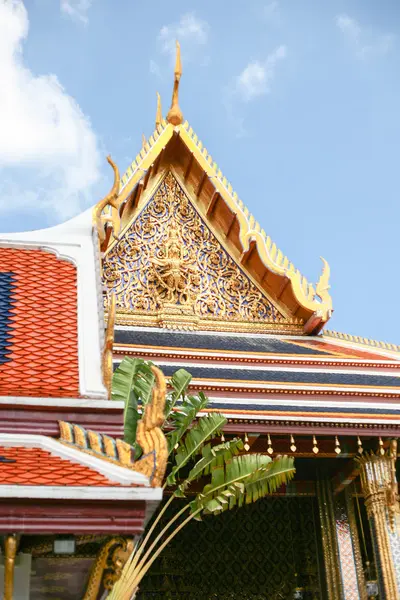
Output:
(103, 172), (290, 332)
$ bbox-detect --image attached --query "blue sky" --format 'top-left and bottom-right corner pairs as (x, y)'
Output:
(1, 0), (399, 342)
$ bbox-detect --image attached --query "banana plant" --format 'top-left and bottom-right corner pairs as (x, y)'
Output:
(109, 358), (295, 600)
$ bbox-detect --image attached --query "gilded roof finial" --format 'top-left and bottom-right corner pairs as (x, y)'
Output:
(93, 156), (120, 248)
(156, 92), (162, 129)
(166, 40), (183, 126)
(142, 133), (147, 148)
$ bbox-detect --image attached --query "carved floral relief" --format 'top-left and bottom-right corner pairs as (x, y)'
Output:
(103, 172), (286, 327)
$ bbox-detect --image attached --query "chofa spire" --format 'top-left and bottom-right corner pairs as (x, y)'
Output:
(155, 92), (162, 128)
(166, 40), (183, 126)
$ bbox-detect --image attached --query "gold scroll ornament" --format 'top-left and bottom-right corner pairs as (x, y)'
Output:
(102, 292), (116, 398)
(102, 172), (299, 333)
(83, 537), (134, 600)
(357, 442), (400, 600)
(93, 156), (121, 251)
(59, 366), (168, 488)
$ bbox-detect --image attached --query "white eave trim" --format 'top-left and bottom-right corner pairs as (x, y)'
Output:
(0, 434), (149, 487)
(0, 485), (163, 501)
(0, 397), (124, 409)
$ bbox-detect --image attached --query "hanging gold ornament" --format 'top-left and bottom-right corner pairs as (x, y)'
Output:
(221, 433), (225, 443)
(335, 436), (341, 455)
(357, 436), (363, 454)
(267, 434), (274, 455)
(312, 435), (319, 454)
(244, 433), (250, 452)
(290, 434), (297, 453)
(378, 437), (385, 456)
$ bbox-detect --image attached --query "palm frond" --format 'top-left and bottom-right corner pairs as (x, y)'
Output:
(164, 367), (193, 422)
(170, 367), (192, 400)
(191, 454), (295, 515)
(111, 357), (155, 447)
(166, 413), (227, 486)
(166, 392), (210, 455)
(184, 437), (244, 485)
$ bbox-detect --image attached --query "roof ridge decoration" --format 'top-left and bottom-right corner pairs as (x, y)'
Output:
(166, 40), (183, 126)
(178, 121), (333, 320)
(324, 330), (400, 354)
(59, 367), (168, 487)
(102, 292), (116, 397)
(94, 42), (333, 333)
(94, 156), (121, 251)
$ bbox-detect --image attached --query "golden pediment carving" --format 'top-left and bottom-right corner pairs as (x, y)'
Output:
(103, 172), (302, 332)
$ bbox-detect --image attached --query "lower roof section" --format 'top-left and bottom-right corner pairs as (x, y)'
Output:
(114, 327), (400, 362)
(136, 363), (400, 389)
(0, 498), (155, 535)
(0, 433), (162, 534)
(115, 328), (331, 355)
(0, 433), (150, 488)
(113, 326), (400, 435)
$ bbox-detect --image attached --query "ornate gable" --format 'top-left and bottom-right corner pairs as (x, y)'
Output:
(95, 43), (333, 335)
(103, 172), (302, 333)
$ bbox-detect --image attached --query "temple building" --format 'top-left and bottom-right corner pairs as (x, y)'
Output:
(1, 41), (400, 599)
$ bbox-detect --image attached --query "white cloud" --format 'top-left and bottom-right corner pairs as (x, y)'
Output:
(158, 12), (209, 59)
(336, 13), (394, 59)
(236, 45), (287, 101)
(60, 0), (92, 25)
(223, 45), (287, 137)
(264, 1), (279, 21)
(0, 0), (101, 222)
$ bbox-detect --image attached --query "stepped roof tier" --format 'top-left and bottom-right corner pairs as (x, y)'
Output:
(0, 428), (161, 534)
(100, 42), (400, 440)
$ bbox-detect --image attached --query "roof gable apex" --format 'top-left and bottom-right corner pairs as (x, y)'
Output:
(95, 122), (332, 333)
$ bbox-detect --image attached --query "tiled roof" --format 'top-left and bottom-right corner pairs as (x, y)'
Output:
(113, 329), (393, 360)
(0, 248), (80, 397)
(0, 446), (115, 486)
(149, 364), (400, 389)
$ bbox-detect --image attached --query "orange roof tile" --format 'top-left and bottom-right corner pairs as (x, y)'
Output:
(0, 446), (116, 486)
(0, 248), (80, 397)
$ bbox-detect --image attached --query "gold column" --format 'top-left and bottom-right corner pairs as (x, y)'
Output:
(358, 443), (400, 600)
(4, 535), (17, 600)
(345, 488), (367, 599)
(334, 491), (367, 600)
(317, 478), (342, 600)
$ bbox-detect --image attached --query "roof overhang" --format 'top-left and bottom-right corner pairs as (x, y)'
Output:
(0, 434), (163, 534)
(96, 122), (333, 334)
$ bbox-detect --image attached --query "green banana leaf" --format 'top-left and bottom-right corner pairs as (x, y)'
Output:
(166, 413), (227, 486)
(166, 392), (209, 454)
(191, 454), (295, 515)
(111, 357), (155, 448)
(176, 438), (244, 496)
(169, 368), (192, 402)
(164, 367), (193, 422)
